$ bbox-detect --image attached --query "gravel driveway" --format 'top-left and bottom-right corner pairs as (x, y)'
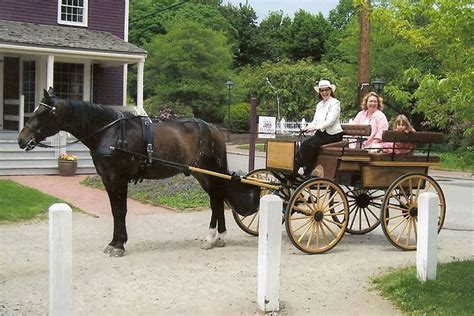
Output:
(1, 208), (473, 315)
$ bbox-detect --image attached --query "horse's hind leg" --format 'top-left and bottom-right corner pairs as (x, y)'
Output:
(103, 179), (129, 257)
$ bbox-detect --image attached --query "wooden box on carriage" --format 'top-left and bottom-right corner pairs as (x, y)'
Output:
(266, 139), (297, 173)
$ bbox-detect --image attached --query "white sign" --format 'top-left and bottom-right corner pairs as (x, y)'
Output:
(258, 116), (276, 139)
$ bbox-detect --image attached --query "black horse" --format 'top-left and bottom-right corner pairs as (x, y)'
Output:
(18, 88), (258, 256)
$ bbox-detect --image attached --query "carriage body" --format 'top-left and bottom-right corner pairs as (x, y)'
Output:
(233, 125), (446, 254)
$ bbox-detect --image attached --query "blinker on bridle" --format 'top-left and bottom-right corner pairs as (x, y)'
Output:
(36, 101), (56, 114)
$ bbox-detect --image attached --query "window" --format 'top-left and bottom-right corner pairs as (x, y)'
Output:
(54, 62), (84, 100)
(23, 61), (36, 113)
(58, 0), (88, 27)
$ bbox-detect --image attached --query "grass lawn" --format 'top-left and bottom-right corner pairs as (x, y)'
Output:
(438, 152), (474, 173)
(0, 179), (64, 222)
(372, 260), (474, 315)
(81, 174), (209, 211)
(237, 143), (266, 152)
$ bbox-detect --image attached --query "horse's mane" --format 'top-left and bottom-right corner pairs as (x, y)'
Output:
(65, 99), (135, 129)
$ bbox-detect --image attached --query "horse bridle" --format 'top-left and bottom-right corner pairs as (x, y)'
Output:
(24, 101), (133, 150)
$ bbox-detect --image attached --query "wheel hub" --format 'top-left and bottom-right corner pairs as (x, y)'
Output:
(355, 193), (371, 208)
(410, 207), (418, 217)
(314, 211), (324, 222)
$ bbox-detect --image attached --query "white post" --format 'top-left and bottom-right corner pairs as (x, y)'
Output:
(49, 203), (73, 316)
(416, 192), (438, 282)
(257, 195), (282, 313)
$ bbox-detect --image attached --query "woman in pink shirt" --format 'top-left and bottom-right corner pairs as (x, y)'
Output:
(352, 92), (389, 149)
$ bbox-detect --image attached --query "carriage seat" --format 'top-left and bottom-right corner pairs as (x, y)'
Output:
(319, 124), (372, 156)
(368, 131), (444, 163)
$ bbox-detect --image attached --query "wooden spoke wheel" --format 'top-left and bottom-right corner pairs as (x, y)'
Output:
(285, 178), (349, 254)
(232, 169), (281, 236)
(381, 173), (446, 251)
(344, 186), (384, 234)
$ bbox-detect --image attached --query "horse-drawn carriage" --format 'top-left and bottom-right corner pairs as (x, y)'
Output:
(232, 125), (446, 254)
(19, 89), (446, 256)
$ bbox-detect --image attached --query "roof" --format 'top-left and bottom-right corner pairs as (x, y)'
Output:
(0, 19), (146, 56)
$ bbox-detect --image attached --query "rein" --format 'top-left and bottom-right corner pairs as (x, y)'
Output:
(27, 101), (138, 149)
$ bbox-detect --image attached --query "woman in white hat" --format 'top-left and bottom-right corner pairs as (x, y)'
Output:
(297, 79), (343, 176)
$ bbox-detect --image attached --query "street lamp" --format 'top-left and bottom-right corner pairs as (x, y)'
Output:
(372, 76), (386, 94)
(226, 80), (234, 128)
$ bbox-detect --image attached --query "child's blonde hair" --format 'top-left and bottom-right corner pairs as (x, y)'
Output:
(393, 114), (414, 132)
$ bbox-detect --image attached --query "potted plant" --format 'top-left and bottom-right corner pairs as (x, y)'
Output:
(58, 153), (78, 176)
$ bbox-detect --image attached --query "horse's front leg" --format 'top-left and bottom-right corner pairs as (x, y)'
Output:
(103, 179), (129, 257)
(201, 195), (226, 250)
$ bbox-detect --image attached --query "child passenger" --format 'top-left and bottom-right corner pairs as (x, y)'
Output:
(382, 114), (416, 154)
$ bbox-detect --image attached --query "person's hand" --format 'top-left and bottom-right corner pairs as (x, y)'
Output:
(303, 126), (316, 132)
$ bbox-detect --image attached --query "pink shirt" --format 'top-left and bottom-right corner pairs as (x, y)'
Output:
(353, 109), (389, 148)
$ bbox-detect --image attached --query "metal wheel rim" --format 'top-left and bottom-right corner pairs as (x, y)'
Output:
(285, 178), (349, 254)
(344, 186), (383, 234)
(381, 173), (446, 250)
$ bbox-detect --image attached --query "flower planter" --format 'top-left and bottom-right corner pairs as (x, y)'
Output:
(58, 160), (78, 176)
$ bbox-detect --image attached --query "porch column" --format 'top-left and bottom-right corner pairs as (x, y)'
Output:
(123, 64), (128, 107)
(46, 55), (54, 90)
(136, 59), (145, 115)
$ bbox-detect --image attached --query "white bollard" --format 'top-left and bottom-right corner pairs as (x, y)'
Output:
(416, 192), (438, 282)
(257, 194), (283, 313)
(49, 203), (73, 316)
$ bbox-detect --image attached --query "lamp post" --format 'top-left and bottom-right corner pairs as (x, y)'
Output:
(372, 76), (385, 94)
(226, 80), (234, 128)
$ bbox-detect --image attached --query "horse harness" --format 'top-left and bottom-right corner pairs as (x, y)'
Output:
(31, 100), (217, 181)
(113, 116), (218, 183)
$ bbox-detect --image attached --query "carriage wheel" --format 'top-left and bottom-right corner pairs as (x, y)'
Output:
(343, 186), (384, 234)
(232, 169), (281, 236)
(285, 178), (349, 254)
(381, 173), (446, 251)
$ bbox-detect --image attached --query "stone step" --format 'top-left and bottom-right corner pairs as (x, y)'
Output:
(0, 157), (94, 168)
(0, 166), (96, 176)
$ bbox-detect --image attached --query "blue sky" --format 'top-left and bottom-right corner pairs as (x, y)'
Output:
(224, 0), (340, 21)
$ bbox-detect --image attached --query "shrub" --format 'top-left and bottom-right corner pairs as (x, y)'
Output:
(225, 102), (250, 132)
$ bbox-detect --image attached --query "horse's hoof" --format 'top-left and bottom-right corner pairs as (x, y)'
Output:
(109, 248), (125, 257)
(200, 241), (214, 250)
(103, 245), (114, 254)
(214, 238), (225, 248)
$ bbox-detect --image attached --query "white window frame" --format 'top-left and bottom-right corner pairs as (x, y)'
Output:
(57, 0), (88, 27)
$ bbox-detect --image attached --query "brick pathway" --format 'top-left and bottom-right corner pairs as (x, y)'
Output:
(4, 175), (172, 217)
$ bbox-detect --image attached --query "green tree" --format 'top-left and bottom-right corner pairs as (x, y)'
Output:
(373, 0), (473, 139)
(218, 3), (260, 67)
(144, 20), (234, 122)
(256, 11), (292, 63)
(288, 10), (331, 62)
(239, 59), (337, 121)
(328, 0), (357, 31)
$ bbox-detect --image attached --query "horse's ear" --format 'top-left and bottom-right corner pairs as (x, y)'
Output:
(43, 89), (49, 100)
(47, 87), (55, 97)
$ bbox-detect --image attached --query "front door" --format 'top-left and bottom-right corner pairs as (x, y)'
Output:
(1, 57), (36, 131)
(2, 57), (20, 131)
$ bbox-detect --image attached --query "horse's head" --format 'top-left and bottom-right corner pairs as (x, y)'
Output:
(18, 87), (62, 151)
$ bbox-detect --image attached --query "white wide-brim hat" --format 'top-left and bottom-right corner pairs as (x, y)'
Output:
(314, 79), (336, 92)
